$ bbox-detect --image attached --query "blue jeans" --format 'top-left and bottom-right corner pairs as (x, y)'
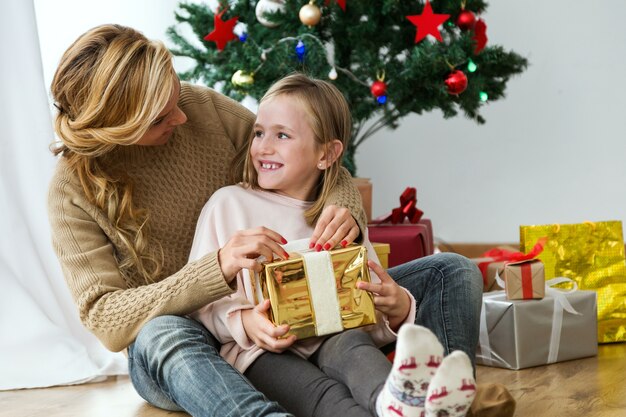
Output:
(387, 252), (483, 368)
(127, 253), (481, 415)
(127, 315), (292, 417)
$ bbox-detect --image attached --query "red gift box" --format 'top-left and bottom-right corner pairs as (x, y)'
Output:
(368, 219), (434, 268)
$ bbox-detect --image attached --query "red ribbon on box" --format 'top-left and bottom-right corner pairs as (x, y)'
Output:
(477, 237), (547, 287)
(372, 187), (424, 225)
(521, 262), (533, 299)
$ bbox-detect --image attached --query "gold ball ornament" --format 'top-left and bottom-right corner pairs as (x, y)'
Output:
(299, 2), (321, 27)
(231, 70), (254, 87)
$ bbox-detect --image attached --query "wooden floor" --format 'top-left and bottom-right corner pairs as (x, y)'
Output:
(2, 343), (625, 417)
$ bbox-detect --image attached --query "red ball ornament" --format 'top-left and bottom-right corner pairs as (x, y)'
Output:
(370, 80), (387, 97)
(445, 70), (468, 95)
(456, 10), (476, 31)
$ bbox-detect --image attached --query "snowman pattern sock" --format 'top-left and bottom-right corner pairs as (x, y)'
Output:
(376, 324), (444, 417)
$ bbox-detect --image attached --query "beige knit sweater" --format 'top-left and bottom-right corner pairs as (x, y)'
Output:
(47, 83), (366, 352)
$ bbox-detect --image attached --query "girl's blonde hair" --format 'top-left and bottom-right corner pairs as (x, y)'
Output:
(232, 73), (351, 225)
(51, 24), (176, 284)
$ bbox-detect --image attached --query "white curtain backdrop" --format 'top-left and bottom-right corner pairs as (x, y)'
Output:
(0, 0), (127, 390)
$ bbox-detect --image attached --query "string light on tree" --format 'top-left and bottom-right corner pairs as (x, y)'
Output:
(467, 59), (477, 73)
(479, 91), (489, 102)
(295, 40), (306, 62)
(299, 1), (322, 27)
(328, 67), (338, 80)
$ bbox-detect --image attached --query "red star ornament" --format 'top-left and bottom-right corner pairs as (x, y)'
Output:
(324, 0), (346, 12)
(204, 9), (239, 51)
(406, 0), (450, 43)
(325, 0), (346, 11)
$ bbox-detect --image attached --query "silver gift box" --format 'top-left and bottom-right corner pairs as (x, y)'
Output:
(476, 290), (598, 370)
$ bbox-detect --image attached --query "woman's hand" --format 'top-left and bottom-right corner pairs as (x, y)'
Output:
(218, 227), (289, 283)
(357, 260), (412, 332)
(241, 300), (297, 353)
(309, 205), (360, 251)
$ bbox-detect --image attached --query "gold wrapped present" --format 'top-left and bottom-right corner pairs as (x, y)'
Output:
(520, 221), (626, 343)
(372, 242), (390, 269)
(503, 260), (545, 300)
(254, 242), (377, 340)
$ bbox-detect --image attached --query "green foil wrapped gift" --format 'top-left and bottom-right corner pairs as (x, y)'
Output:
(520, 220), (626, 343)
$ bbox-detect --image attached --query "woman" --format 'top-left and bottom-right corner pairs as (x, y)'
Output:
(48, 24), (364, 417)
(47, 24), (484, 417)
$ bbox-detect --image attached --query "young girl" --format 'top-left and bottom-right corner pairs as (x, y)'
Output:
(188, 73), (476, 417)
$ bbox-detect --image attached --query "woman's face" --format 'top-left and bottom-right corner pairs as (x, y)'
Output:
(136, 80), (187, 146)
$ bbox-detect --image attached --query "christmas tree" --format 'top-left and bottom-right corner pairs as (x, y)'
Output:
(167, 0), (527, 175)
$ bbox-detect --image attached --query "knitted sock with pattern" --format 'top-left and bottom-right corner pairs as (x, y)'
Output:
(376, 324), (444, 417)
(425, 350), (476, 417)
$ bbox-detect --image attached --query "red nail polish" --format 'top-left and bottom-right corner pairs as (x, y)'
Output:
(283, 252), (290, 259)
(315, 244), (322, 252)
(281, 237), (288, 244)
(323, 243), (331, 251)
(309, 242), (315, 249)
(340, 240), (348, 248)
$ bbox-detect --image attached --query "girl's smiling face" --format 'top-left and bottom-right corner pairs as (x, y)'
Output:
(251, 94), (326, 201)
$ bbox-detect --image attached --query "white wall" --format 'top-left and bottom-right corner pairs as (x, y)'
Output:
(34, 0), (197, 89)
(35, 1), (626, 244)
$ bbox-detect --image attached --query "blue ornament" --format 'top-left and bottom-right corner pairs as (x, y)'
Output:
(377, 95), (387, 105)
(239, 33), (248, 42)
(295, 40), (306, 62)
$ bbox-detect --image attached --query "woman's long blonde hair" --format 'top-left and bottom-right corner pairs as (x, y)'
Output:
(51, 24), (176, 284)
(232, 73), (351, 225)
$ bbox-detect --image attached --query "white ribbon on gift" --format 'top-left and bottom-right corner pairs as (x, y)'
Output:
(479, 274), (582, 367)
(544, 278), (582, 363)
(267, 238), (344, 336)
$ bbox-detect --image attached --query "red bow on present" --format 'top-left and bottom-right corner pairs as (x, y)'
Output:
(374, 187), (424, 224)
(477, 237), (547, 282)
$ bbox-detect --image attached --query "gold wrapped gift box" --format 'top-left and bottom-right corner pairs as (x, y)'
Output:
(254, 245), (377, 340)
(520, 221), (626, 343)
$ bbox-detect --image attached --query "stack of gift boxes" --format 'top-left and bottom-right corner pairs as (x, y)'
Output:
(253, 189), (626, 368)
(474, 220), (626, 370)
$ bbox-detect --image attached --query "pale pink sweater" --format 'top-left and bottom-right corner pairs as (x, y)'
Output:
(189, 185), (416, 373)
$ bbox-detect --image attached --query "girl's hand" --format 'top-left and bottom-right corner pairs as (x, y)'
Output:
(357, 260), (412, 331)
(309, 205), (360, 251)
(218, 227), (290, 283)
(241, 300), (297, 353)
